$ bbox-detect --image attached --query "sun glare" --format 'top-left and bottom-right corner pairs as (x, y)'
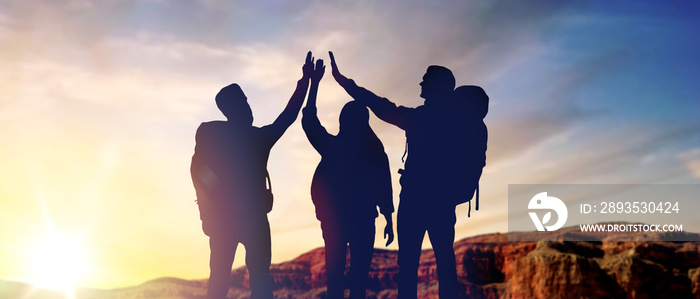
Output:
(29, 232), (90, 293)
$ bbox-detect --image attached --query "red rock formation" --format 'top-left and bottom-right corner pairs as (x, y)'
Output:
(216, 224), (700, 298)
(6, 224), (700, 298)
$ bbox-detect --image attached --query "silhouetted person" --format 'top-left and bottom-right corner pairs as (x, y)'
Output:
(329, 52), (488, 299)
(302, 59), (395, 299)
(191, 52), (314, 299)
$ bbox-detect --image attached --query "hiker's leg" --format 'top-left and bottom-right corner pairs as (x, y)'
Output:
(244, 217), (273, 299)
(428, 206), (458, 299)
(207, 235), (238, 299)
(348, 220), (375, 299)
(397, 205), (426, 299)
(322, 220), (348, 299)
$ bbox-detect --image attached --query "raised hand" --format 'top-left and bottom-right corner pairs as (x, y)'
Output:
(302, 51), (314, 79)
(328, 51), (352, 88)
(310, 59), (325, 84)
(328, 51), (341, 80)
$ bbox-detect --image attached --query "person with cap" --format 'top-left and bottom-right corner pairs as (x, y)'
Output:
(191, 52), (314, 299)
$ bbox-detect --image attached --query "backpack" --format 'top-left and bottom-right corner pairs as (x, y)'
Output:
(193, 170), (273, 236)
(453, 85), (488, 217)
(190, 122), (275, 236)
(398, 86), (488, 217)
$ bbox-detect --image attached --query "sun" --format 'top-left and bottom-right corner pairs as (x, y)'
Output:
(28, 231), (90, 293)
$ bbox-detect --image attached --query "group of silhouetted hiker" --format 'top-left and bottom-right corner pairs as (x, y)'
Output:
(190, 51), (488, 299)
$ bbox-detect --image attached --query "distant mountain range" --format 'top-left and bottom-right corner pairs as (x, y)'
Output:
(4, 224), (700, 298)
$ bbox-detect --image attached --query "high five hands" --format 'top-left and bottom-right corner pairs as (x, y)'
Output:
(311, 58), (325, 84)
(303, 51), (350, 85)
(302, 52), (327, 85)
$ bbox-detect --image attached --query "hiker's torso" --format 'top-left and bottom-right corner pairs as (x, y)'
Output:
(195, 121), (272, 206)
(311, 135), (389, 223)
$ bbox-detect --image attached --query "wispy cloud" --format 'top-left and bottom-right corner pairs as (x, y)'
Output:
(679, 148), (700, 181)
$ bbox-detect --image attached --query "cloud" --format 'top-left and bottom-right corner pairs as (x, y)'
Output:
(678, 148), (700, 180)
(482, 48), (630, 166)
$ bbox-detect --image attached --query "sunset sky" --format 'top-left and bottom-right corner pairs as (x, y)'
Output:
(1, 0), (700, 291)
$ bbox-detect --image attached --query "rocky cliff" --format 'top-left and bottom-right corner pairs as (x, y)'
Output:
(224, 224), (700, 298)
(5, 224), (700, 298)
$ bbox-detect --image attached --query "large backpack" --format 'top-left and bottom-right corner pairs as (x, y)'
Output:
(453, 85), (488, 217)
(398, 86), (488, 216)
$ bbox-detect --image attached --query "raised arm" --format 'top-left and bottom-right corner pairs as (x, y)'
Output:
(329, 51), (409, 130)
(265, 51), (314, 141)
(306, 59), (325, 110)
(302, 59), (332, 153)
